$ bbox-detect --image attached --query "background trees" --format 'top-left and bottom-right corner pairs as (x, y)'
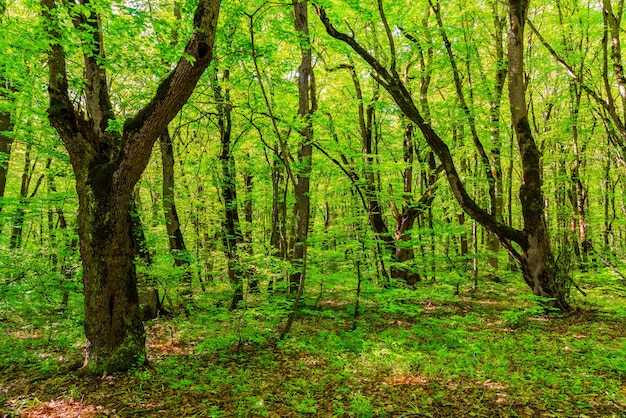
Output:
(2, 0), (626, 373)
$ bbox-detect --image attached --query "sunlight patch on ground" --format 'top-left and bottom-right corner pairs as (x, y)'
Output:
(8, 330), (43, 340)
(18, 398), (109, 417)
(145, 321), (192, 358)
(299, 356), (322, 366)
(387, 373), (430, 386)
(475, 379), (508, 390)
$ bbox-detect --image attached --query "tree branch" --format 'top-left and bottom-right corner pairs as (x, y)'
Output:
(314, 5), (526, 247)
(118, 0), (221, 189)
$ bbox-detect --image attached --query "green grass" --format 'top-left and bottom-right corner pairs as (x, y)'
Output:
(1, 268), (625, 417)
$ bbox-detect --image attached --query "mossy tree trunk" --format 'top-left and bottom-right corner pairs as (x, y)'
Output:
(42, 0), (220, 373)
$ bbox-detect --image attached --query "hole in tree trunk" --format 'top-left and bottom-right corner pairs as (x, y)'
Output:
(198, 42), (210, 58)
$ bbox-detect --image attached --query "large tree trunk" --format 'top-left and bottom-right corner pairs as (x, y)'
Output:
(77, 179), (145, 373)
(42, 0), (220, 373)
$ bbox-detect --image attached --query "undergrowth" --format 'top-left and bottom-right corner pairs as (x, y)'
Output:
(0, 267), (625, 417)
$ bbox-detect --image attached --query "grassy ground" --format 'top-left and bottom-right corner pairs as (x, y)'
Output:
(1, 270), (625, 417)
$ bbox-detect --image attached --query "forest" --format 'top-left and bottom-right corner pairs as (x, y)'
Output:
(1, 0), (626, 416)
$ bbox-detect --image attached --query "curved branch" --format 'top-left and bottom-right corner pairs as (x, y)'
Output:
(528, 19), (626, 148)
(314, 5), (526, 247)
(118, 0), (221, 189)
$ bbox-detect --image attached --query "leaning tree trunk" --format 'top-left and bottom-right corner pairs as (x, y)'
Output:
(42, 0), (220, 373)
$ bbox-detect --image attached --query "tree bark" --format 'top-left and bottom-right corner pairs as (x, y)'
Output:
(486, 0), (508, 277)
(0, 94), (12, 218)
(508, 0), (567, 308)
(42, 0), (220, 373)
(0, 3), (14, 219)
(160, 129), (194, 310)
(289, 0), (316, 295)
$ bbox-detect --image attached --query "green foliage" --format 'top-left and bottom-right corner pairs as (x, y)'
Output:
(3, 0), (626, 414)
(3, 274), (626, 416)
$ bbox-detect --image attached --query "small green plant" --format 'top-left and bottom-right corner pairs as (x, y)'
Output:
(502, 295), (560, 328)
(294, 397), (317, 414)
(350, 391), (375, 418)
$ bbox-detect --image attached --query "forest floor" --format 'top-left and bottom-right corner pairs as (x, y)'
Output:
(1, 271), (625, 417)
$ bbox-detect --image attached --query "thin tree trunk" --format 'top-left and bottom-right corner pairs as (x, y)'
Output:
(486, 0), (508, 278)
(289, 0), (316, 296)
(243, 165), (258, 293)
(160, 129), (194, 311)
(10, 149), (46, 249)
(0, 91), (13, 218)
(130, 194), (163, 320)
(213, 69), (245, 309)
(48, 173), (79, 314)
(0, 4), (14, 219)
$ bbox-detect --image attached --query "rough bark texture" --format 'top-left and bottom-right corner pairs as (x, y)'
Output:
(42, 0), (220, 373)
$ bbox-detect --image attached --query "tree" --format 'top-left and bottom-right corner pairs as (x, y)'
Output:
(289, 0), (316, 294)
(0, 0), (15, 219)
(41, 0), (220, 373)
(158, 1), (194, 312)
(316, 0), (570, 309)
(160, 128), (194, 311)
(213, 67), (246, 309)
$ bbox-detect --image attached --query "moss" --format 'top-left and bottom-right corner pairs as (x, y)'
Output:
(87, 160), (115, 200)
(81, 331), (146, 375)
